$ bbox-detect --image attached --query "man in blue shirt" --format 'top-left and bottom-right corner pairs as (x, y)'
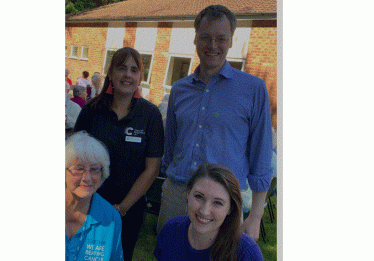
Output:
(157, 5), (273, 241)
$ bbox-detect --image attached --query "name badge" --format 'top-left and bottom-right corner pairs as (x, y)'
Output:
(125, 136), (142, 143)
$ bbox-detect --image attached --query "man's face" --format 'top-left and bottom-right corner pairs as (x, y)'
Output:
(194, 15), (233, 74)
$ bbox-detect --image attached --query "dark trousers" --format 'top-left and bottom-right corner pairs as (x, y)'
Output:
(121, 196), (146, 261)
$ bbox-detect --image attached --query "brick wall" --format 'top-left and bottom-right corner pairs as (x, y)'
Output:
(148, 22), (173, 105)
(123, 22), (137, 48)
(65, 21), (277, 128)
(245, 21), (277, 129)
(65, 23), (108, 84)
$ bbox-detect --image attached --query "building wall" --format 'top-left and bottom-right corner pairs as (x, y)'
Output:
(65, 23), (108, 84)
(65, 20), (277, 127)
(246, 20), (277, 129)
(148, 22), (173, 104)
(123, 22), (137, 48)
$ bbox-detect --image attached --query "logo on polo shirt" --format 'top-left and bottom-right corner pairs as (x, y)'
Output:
(124, 127), (144, 143)
(124, 127), (145, 136)
(125, 127), (133, 135)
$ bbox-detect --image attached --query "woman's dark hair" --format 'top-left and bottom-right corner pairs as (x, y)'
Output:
(187, 162), (243, 261)
(194, 5), (237, 35)
(87, 47), (144, 110)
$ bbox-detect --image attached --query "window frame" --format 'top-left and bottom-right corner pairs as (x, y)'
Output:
(69, 45), (78, 59)
(163, 54), (193, 91)
(227, 58), (245, 71)
(139, 51), (154, 84)
(80, 46), (89, 61)
(102, 48), (118, 76)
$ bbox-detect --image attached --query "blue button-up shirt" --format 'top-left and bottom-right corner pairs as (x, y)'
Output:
(162, 61), (272, 191)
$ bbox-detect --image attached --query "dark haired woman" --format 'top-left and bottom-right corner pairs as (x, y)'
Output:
(74, 47), (164, 260)
(154, 163), (264, 261)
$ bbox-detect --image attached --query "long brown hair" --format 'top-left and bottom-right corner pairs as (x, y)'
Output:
(87, 47), (144, 110)
(187, 163), (243, 261)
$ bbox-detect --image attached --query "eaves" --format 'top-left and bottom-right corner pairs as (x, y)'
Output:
(65, 12), (277, 25)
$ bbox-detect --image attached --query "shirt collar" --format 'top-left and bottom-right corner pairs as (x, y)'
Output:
(85, 193), (101, 226)
(191, 60), (233, 83)
(108, 98), (143, 120)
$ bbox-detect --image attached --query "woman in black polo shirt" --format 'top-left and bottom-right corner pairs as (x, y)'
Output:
(74, 47), (164, 260)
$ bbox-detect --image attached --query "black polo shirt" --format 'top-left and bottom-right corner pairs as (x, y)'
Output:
(74, 98), (164, 204)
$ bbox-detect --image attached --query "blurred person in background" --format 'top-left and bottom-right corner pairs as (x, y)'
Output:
(65, 82), (81, 137)
(66, 69), (72, 85)
(157, 93), (170, 131)
(91, 72), (103, 97)
(71, 85), (87, 108)
(76, 71), (91, 87)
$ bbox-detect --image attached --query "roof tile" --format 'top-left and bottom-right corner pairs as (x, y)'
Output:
(66, 0), (276, 21)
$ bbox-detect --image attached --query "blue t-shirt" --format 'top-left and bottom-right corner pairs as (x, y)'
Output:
(162, 61), (272, 191)
(154, 215), (264, 261)
(65, 193), (124, 261)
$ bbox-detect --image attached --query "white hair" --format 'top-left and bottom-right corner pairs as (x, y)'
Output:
(91, 73), (102, 87)
(73, 85), (86, 97)
(65, 131), (110, 186)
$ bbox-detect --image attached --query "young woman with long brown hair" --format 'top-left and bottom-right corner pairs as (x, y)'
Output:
(154, 163), (264, 261)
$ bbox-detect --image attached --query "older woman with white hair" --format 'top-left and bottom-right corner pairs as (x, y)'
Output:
(65, 131), (124, 261)
(71, 85), (87, 108)
(91, 72), (103, 97)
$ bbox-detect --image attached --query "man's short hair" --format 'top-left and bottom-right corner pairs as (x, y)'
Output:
(194, 5), (237, 35)
(82, 71), (89, 78)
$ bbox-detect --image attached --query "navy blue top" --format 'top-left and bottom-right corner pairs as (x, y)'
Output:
(154, 215), (264, 261)
(74, 98), (164, 204)
(162, 61), (272, 191)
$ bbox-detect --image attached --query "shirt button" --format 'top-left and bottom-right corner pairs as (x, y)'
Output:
(198, 125), (202, 128)
(193, 162), (197, 166)
(202, 107), (205, 110)
(196, 143), (199, 147)
(206, 89), (209, 93)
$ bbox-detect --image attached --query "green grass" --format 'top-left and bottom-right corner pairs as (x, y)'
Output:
(257, 196), (277, 260)
(132, 196), (277, 261)
(132, 213), (159, 261)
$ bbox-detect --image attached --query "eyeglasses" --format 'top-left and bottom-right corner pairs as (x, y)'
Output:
(66, 166), (103, 177)
(197, 35), (230, 45)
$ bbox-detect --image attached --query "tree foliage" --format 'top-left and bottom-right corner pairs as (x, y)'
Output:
(65, 0), (123, 14)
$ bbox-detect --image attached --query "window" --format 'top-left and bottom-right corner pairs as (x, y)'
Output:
(103, 50), (154, 82)
(103, 49), (117, 75)
(164, 56), (192, 88)
(227, 27), (251, 59)
(80, 46), (89, 60)
(140, 53), (153, 83)
(70, 45), (78, 59)
(228, 60), (245, 71)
